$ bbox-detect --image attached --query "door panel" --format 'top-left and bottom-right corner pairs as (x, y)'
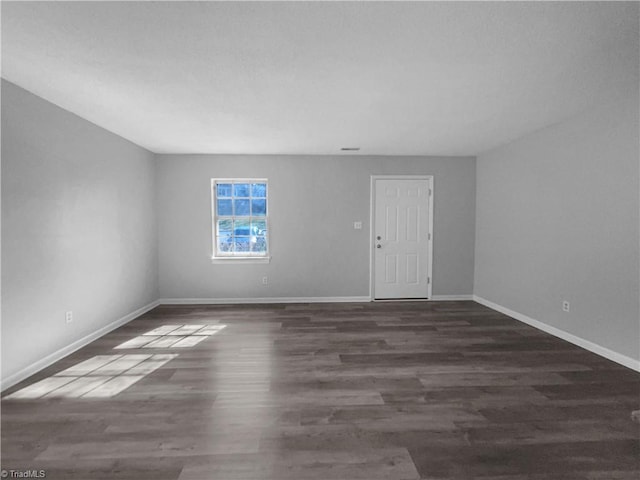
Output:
(406, 206), (418, 242)
(374, 178), (431, 299)
(385, 255), (398, 283)
(386, 206), (398, 241)
(406, 254), (419, 284)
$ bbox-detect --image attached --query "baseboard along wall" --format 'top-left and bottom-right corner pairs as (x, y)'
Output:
(430, 295), (474, 301)
(158, 296), (373, 305)
(473, 295), (640, 373)
(160, 296), (474, 304)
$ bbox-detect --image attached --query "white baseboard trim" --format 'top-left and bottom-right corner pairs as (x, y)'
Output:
(158, 296), (372, 305)
(1, 300), (160, 392)
(473, 295), (640, 372)
(431, 295), (474, 301)
(160, 296), (476, 305)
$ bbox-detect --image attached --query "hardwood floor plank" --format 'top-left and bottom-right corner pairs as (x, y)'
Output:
(177, 449), (420, 480)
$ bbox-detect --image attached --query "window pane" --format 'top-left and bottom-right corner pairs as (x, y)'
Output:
(251, 219), (267, 235)
(233, 219), (251, 236)
(251, 199), (266, 216)
(252, 237), (267, 253)
(217, 220), (233, 242)
(233, 183), (250, 197)
(234, 199), (250, 216)
(217, 199), (233, 216)
(217, 236), (233, 253)
(217, 219), (233, 236)
(234, 237), (251, 252)
(251, 183), (267, 198)
(216, 183), (232, 198)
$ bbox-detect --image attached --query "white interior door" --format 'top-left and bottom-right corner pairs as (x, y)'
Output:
(373, 177), (432, 299)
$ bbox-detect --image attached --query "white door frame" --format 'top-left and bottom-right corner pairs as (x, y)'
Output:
(369, 175), (434, 300)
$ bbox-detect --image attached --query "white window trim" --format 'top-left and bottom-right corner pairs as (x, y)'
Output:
(211, 256), (271, 265)
(211, 178), (271, 263)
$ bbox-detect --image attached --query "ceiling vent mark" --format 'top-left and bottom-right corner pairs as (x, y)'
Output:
(341, 147), (360, 151)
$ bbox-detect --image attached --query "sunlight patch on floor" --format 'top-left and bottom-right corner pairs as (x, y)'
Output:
(5, 354), (178, 400)
(114, 324), (226, 350)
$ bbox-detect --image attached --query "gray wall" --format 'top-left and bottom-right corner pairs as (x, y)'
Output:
(1, 80), (159, 385)
(157, 154), (476, 299)
(474, 90), (640, 361)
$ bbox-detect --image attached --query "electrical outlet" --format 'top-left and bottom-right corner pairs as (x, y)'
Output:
(65, 311), (73, 324)
(353, 221), (362, 230)
(562, 301), (570, 312)
(262, 276), (268, 285)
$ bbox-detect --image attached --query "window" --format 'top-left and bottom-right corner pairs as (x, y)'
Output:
(212, 179), (268, 259)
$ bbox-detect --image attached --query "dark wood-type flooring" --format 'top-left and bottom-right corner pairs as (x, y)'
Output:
(2, 301), (639, 479)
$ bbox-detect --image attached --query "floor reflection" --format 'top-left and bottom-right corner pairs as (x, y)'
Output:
(206, 323), (275, 454)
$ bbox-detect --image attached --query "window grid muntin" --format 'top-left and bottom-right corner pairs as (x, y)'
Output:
(212, 179), (268, 258)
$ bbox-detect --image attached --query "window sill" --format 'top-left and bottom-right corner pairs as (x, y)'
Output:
(211, 256), (271, 265)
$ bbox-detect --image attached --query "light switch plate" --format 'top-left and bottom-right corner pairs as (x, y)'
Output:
(353, 221), (362, 230)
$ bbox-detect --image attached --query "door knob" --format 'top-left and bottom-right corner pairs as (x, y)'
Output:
(376, 244), (382, 248)
(376, 236), (381, 240)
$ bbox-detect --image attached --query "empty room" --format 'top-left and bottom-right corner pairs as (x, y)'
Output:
(1, 1), (639, 479)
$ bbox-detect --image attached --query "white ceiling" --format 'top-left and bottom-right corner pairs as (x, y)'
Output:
(2, 1), (638, 156)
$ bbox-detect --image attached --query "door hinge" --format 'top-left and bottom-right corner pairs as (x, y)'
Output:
(428, 233), (431, 241)
(427, 277), (431, 284)
(429, 188), (432, 196)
